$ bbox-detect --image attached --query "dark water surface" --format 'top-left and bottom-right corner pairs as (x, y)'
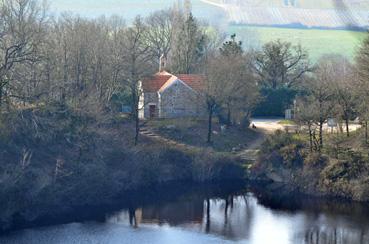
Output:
(1, 183), (369, 244)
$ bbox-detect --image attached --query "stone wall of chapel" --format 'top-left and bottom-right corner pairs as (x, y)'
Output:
(160, 81), (205, 118)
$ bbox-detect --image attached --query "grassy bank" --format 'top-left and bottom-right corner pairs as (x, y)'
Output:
(146, 117), (260, 152)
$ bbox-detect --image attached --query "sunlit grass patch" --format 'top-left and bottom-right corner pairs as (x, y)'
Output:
(228, 25), (367, 62)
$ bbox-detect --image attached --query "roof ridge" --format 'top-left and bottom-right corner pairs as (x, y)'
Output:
(141, 72), (203, 93)
(158, 74), (178, 92)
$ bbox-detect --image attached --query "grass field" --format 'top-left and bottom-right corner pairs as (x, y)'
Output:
(228, 25), (367, 62)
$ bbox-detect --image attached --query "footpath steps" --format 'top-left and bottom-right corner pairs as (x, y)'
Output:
(238, 149), (259, 161)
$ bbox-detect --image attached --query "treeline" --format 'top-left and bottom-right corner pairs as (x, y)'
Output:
(295, 47), (369, 151)
(0, 0), (226, 145)
(0, 0), (212, 114)
(254, 36), (369, 152)
(1, 0), (369, 148)
(253, 38), (369, 201)
(0, 0), (309, 145)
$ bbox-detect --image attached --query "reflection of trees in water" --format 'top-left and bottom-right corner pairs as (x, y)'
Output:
(251, 184), (369, 220)
(203, 195), (254, 241)
(205, 198), (210, 233)
(128, 207), (138, 228)
(122, 198), (369, 243)
(122, 193), (255, 240)
(298, 226), (369, 244)
(107, 185), (369, 243)
(141, 196), (204, 225)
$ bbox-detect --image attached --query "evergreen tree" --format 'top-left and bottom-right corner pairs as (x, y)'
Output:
(170, 13), (207, 74)
(220, 34), (243, 57)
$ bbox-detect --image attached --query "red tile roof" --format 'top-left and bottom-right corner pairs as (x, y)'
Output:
(158, 75), (179, 92)
(141, 72), (204, 93)
(142, 74), (172, 93)
(177, 74), (204, 91)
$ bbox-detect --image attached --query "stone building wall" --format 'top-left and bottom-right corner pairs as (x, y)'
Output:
(160, 80), (205, 118)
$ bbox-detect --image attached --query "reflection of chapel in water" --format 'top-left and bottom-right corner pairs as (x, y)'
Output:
(106, 193), (369, 244)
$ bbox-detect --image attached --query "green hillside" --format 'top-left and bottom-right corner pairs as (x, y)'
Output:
(228, 25), (367, 62)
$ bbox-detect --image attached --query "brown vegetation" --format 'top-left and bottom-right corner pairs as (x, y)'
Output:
(253, 130), (369, 202)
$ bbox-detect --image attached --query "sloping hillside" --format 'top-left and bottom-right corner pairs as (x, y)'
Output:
(205, 0), (369, 29)
(229, 26), (366, 62)
(211, 0), (369, 9)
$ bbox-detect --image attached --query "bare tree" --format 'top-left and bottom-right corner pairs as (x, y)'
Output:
(295, 96), (319, 151)
(203, 51), (259, 143)
(301, 59), (336, 149)
(217, 34), (258, 126)
(220, 55), (258, 126)
(145, 9), (174, 63)
(0, 0), (46, 108)
(356, 33), (369, 144)
(203, 53), (225, 143)
(330, 56), (356, 137)
(119, 17), (153, 145)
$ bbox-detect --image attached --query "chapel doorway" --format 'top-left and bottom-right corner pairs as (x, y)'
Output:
(149, 105), (156, 118)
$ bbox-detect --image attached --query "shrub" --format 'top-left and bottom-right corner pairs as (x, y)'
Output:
(321, 154), (369, 183)
(253, 87), (299, 117)
(280, 144), (304, 168)
(261, 130), (304, 153)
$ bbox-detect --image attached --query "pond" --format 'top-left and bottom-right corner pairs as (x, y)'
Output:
(1, 183), (369, 244)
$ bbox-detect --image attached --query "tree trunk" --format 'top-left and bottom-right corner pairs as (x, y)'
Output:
(319, 121), (323, 149)
(272, 79), (277, 89)
(345, 117), (350, 137)
(133, 88), (140, 146)
(134, 109), (139, 146)
(226, 104), (231, 126)
(308, 124), (313, 152)
(207, 105), (214, 144)
(0, 85), (2, 109)
(365, 120), (368, 145)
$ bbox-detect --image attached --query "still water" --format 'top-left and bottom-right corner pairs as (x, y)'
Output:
(1, 184), (369, 244)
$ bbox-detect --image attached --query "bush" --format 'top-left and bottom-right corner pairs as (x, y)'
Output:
(321, 157), (369, 181)
(304, 152), (327, 168)
(279, 144), (304, 168)
(253, 87), (299, 117)
(261, 130), (304, 153)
